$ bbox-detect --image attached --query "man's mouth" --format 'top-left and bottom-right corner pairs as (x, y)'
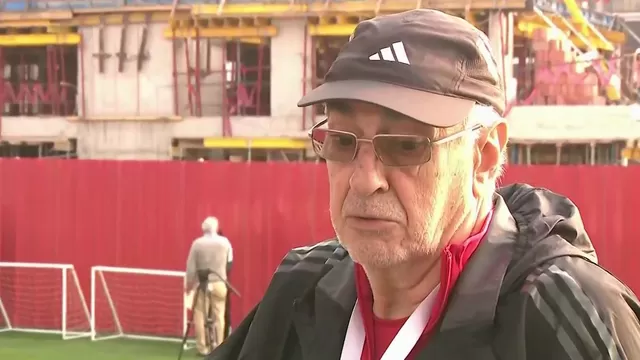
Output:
(345, 216), (397, 230)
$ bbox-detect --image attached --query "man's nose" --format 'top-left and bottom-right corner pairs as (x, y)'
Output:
(348, 143), (389, 196)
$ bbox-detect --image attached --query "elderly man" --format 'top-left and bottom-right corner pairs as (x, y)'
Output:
(186, 216), (232, 355)
(209, 9), (640, 360)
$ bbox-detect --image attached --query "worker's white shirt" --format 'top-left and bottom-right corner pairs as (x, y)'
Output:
(219, 236), (233, 263)
(184, 234), (233, 310)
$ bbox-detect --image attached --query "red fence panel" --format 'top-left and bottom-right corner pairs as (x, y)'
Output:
(0, 160), (638, 330)
(0, 159), (335, 331)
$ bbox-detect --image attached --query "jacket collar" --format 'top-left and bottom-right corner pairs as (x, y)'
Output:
(437, 195), (517, 331)
(291, 194), (518, 358)
(413, 196), (518, 359)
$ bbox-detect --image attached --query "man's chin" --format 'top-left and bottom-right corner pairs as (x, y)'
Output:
(342, 241), (408, 269)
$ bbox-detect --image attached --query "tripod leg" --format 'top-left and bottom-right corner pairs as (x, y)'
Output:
(203, 290), (210, 351)
(207, 292), (216, 350)
(204, 289), (216, 354)
(177, 290), (199, 360)
(177, 321), (191, 360)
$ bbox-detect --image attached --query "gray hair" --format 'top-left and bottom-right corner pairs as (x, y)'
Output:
(467, 104), (508, 189)
(201, 216), (219, 234)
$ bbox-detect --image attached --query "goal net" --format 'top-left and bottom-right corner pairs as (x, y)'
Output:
(0, 262), (91, 340)
(91, 266), (190, 342)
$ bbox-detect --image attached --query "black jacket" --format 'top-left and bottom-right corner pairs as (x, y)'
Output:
(209, 184), (640, 360)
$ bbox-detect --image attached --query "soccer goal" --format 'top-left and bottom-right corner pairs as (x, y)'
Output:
(0, 262), (91, 340)
(91, 266), (190, 342)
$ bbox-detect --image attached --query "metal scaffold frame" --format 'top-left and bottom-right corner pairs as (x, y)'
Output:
(191, 0), (528, 17)
(168, 0), (272, 137)
(0, 43), (77, 118)
(4, 0), (636, 154)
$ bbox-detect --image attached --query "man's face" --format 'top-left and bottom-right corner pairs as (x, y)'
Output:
(326, 100), (477, 268)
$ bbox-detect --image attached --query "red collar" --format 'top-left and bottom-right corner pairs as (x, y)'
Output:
(354, 210), (494, 358)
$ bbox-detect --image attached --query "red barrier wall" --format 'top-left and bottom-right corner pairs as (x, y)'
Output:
(0, 160), (638, 334)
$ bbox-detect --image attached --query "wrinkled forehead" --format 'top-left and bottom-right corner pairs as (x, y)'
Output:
(324, 100), (437, 138)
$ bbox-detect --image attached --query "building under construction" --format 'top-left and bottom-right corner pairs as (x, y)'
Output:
(0, 0), (639, 163)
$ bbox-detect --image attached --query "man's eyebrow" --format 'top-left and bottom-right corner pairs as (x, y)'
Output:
(325, 100), (351, 115)
(327, 100), (408, 120)
(382, 107), (407, 121)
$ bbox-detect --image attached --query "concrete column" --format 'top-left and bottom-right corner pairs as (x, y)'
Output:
(80, 23), (176, 118)
(270, 19), (312, 132)
(488, 11), (516, 102)
(77, 22), (177, 159)
(198, 40), (224, 117)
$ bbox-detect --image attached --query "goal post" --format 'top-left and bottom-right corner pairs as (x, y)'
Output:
(0, 262), (91, 340)
(91, 265), (191, 343)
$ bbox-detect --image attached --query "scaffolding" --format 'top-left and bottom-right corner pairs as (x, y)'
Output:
(0, 0), (636, 162)
(167, 0), (273, 138)
(0, 25), (79, 157)
(0, 40), (79, 118)
(508, 142), (624, 165)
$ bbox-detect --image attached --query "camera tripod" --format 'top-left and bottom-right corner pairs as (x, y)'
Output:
(177, 269), (241, 360)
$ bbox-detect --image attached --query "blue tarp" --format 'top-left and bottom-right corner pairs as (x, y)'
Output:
(0, 0), (356, 11)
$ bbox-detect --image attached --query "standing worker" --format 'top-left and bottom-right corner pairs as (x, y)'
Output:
(185, 216), (231, 356)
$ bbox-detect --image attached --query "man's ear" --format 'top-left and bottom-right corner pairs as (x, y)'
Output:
(473, 121), (508, 197)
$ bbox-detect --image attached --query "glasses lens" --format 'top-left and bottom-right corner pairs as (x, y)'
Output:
(373, 135), (432, 166)
(311, 129), (357, 163)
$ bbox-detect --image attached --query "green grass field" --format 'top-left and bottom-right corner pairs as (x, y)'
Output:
(0, 332), (202, 360)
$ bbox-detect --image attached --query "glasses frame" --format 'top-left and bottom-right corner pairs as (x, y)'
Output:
(307, 118), (483, 166)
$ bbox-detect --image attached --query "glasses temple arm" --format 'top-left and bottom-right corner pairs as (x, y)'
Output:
(431, 124), (483, 145)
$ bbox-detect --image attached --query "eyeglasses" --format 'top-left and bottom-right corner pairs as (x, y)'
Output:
(308, 119), (482, 167)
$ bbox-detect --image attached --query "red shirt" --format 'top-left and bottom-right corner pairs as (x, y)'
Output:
(355, 210), (494, 360)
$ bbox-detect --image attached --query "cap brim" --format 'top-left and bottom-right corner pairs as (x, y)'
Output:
(298, 80), (474, 128)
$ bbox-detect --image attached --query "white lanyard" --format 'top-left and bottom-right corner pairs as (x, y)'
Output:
(340, 284), (440, 360)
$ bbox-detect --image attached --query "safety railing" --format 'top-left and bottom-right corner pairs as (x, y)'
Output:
(607, 0), (639, 14)
(0, 0), (178, 11)
(533, 0), (620, 31)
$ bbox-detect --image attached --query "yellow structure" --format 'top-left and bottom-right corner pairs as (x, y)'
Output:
(0, 33), (80, 46)
(0, 1), (624, 49)
(516, 13), (624, 50)
(0, 0), (624, 45)
(515, 3), (624, 51)
(563, 0), (614, 51)
(203, 137), (308, 150)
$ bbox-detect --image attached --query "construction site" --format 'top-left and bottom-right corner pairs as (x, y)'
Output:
(0, 0), (638, 163)
(3, 3), (640, 360)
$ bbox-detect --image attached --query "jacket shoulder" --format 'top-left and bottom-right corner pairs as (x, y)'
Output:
(275, 239), (346, 275)
(517, 255), (640, 359)
(207, 240), (346, 360)
(258, 239), (347, 315)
